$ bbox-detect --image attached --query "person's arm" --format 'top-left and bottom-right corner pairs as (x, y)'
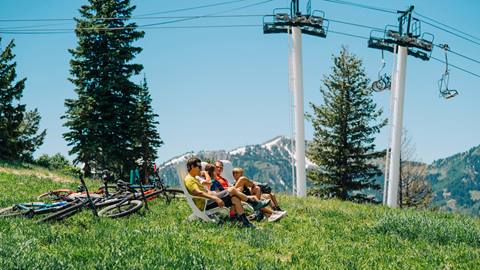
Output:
(191, 186), (225, 207)
(197, 174), (211, 186)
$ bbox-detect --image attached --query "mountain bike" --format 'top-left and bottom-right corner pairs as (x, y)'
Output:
(0, 201), (71, 218)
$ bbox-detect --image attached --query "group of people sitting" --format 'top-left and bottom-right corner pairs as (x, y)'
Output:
(184, 157), (287, 228)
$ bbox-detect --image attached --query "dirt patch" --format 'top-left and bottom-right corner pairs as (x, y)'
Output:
(0, 167), (74, 183)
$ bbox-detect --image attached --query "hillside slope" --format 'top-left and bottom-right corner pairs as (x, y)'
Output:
(426, 145), (480, 215)
(1, 166), (480, 269)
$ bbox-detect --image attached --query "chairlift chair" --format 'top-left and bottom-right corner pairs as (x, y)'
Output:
(438, 44), (459, 99)
(371, 50), (392, 92)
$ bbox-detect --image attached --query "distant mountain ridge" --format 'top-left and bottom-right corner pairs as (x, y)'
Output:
(158, 136), (480, 215)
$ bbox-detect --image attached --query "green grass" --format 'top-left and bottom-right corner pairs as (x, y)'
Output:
(1, 168), (480, 269)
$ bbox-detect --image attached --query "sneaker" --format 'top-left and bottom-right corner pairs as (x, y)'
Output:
(242, 222), (257, 229)
(250, 199), (271, 211)
(268, 211), (287, 222)
(249, 211), (265, 222)
(273, 206), (283, 211)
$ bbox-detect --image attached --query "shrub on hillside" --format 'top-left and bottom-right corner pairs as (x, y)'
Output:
(35, 153), (80, 176)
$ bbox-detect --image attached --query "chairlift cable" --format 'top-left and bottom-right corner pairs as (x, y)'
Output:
(326, 19), (383, 31)
(139, 0), (277, 28)
(433, 44), (480, 65)
(431, 55), (480, 79)
(418, 19), (480, 47)
(135, 0), (254, 17)
(318, 0), (397, 14)
(414, 12), (480, 43)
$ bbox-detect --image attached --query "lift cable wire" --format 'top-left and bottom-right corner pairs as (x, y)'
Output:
(0, 17), (382, 34)
(1, 12), (478, 80)
(433, 44), (480, 65)
(0, 0), (256, 22)
(328, 30), (480, 79)
(318, 0), (397, 14)
(0, 0), (266, 22)
(326, 19), (383, 31)
(418, 19), (480, 47)
(414, 11), (480, 42)
(0, 24), (263, 34)
(139, 0), (277, 28)
(135, 0), (253, 17)
(430, 55), (480, 79)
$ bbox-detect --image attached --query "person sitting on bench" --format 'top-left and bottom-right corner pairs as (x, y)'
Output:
(213, 160), (231, 189)
(184, 157), (270, 228)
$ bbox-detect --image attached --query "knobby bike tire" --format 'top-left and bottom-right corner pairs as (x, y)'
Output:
(37, 189), (73, 201)
(39, 201), (84, 223)
(0, 206), (29, 218)
(94, 198), (123, 208)
(97, 200), (143, 218)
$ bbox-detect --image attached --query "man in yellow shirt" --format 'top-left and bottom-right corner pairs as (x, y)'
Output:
(184, 157), (270, 228)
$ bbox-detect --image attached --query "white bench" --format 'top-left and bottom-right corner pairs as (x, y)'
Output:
(175, 161), (225, 223)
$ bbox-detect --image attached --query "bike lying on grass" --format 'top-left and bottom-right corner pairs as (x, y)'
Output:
(0, 201), (70, 218)
(1, 171), (183, 222)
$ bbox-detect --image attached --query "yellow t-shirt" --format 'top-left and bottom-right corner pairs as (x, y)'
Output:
(184, 174), (208, 210)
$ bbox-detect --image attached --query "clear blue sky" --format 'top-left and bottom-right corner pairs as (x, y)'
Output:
(0, 0), (479, 164)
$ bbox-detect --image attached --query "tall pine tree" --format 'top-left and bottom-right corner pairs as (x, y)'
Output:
(0, 38), (46, 161)
(307, 47), (386, 202)
(63, 0), (147, 177)
(134, 75), (163, 178)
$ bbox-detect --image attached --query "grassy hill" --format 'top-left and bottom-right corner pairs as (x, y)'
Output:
(1, 164), (480, 269)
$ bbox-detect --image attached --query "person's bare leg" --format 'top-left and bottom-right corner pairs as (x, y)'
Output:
(234, 178), (253, 191)
(262, 193), (278, 208)
(227, 187), (249, 202)
(251, 185), (261, 200)
(231, 196), (244, 215)
(260, 207), (272, 216)
(270, 193), (279, 208)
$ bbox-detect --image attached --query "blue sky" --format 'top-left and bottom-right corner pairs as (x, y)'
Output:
(0, 0), (479, 164)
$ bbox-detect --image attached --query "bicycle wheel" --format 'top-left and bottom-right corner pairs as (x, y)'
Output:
(0, 206), (29, 218)
(38, 201), (83, 222)
(95, 197), (123, 207)
(97, 200), (143, 218)
(37, 189), (73, 201)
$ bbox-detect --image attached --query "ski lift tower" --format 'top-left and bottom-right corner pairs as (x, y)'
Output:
(263, 0), (328, 197)
(367, 5), (434, 207)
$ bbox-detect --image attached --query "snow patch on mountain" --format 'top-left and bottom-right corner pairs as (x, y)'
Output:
(158, 152), (193, 169)
(229, 146), (246, 156)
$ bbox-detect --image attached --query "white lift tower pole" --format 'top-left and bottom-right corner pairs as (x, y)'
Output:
(263, 0), (328, 197)
(291, 27), (307, 197)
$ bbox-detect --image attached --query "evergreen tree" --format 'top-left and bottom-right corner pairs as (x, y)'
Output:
(0, 38), (45, 161)
(307, 47), (386, 202)
(134, 76), (163, 178)
(63, 0), (145, 177)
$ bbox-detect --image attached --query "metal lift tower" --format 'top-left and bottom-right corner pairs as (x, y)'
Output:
(368, 6), (434, 207)
(263, 0), (328, 197)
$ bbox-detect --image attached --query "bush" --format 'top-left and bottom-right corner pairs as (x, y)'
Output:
(35, 153), (80, 176)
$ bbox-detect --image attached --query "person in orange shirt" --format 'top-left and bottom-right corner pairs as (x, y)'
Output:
(214, 160), (230, 189)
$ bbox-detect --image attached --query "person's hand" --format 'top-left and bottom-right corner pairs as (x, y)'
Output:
(215, 197), (225, 207)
